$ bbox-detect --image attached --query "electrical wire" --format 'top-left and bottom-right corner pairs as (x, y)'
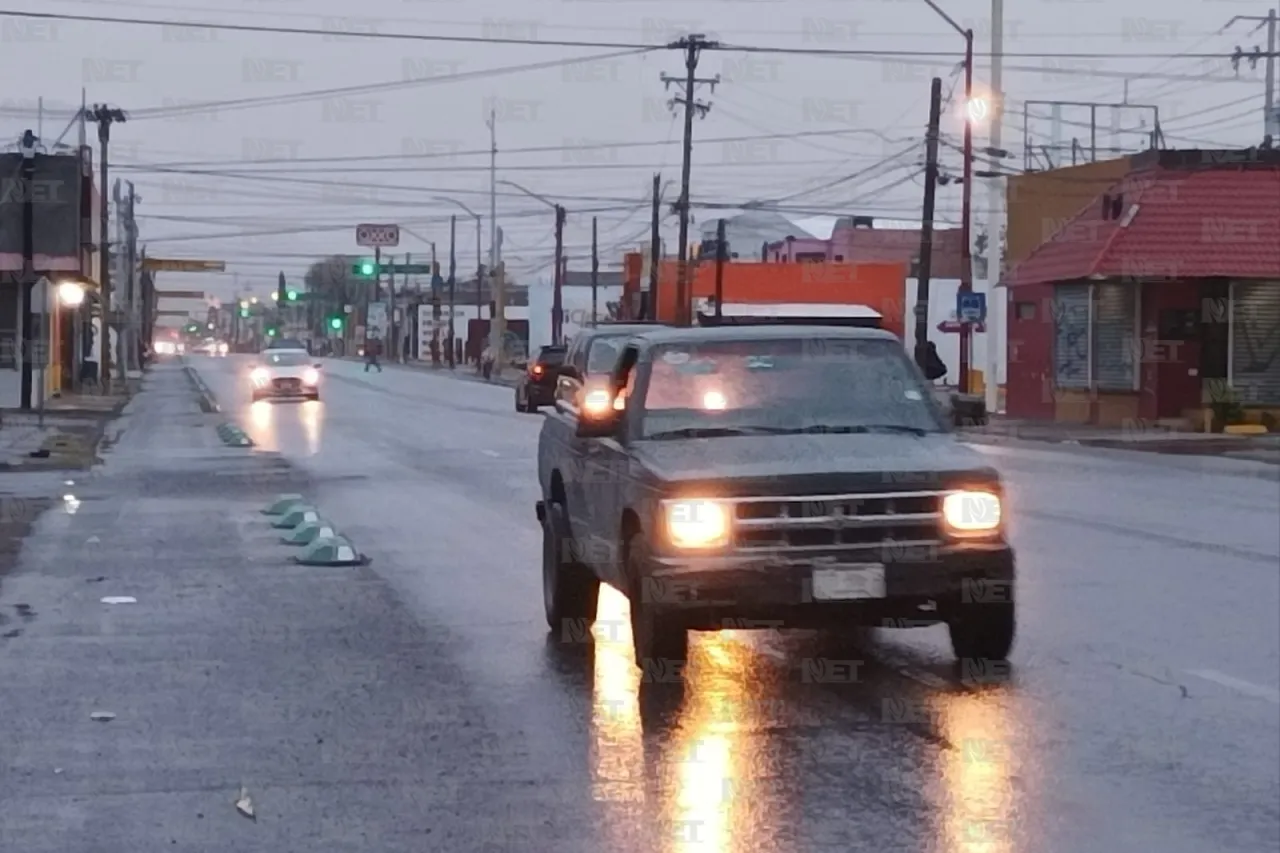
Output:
(0, 9), (1263, 59)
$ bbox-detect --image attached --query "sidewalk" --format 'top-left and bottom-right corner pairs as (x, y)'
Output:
(962, 416), (1280, 466)
(0, 363), (516, 851)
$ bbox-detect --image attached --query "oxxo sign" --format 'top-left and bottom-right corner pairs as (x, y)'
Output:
(355, 224), (399, 247)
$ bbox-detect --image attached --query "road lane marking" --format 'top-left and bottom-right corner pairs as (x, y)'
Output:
(1186, 669), (1280, 704)
(481, 450), (500, 457)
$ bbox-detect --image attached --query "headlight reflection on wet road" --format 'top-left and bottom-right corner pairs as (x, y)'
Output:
(245, 398), (323, 455)
(589, 586), (769, 852)
(938, 690), (1017, 853)
(248, 400), (273, 449)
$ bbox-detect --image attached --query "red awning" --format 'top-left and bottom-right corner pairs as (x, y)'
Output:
(1004, 166), (1280, 286)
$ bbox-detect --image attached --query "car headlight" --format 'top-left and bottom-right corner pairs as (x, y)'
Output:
(251, 368), (269, 384)
(941, 490), (1002, 535)
(663, 499), (731, 549)
(302, 368), (319, 385)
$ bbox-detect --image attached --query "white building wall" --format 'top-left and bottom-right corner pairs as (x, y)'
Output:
(904, 277), (1007, 386)
(527, 281), (625, 350)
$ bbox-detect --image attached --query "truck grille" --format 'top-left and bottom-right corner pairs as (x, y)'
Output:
(731, 490), (944, 557)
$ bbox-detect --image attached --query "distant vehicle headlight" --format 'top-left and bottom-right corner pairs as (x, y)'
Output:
(251, 368), (269, 385)
(302, 368), (319, 385)
(217, 342), (228, 355)
(941, 490), (1002, 535)
(663, 499), (731, 549)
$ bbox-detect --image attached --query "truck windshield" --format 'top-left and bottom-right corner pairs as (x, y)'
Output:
(640, 337), (944, 438)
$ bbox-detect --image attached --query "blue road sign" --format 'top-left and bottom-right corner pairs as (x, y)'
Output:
(957, 291), (986, 323)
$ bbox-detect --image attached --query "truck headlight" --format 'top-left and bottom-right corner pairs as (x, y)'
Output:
(663, 499), (731, 549)
(941, 490), (1002, 535)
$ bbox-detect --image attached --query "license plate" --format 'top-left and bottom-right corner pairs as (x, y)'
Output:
(812, 564), (886, 600)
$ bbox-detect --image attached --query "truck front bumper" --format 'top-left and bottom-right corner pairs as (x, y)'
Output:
(637, 543), (1014, 628)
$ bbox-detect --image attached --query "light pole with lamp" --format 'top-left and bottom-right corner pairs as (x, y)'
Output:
(920, 0), (977, 394)
(497, 180), (564, 359)
(422, 200), (483, 368)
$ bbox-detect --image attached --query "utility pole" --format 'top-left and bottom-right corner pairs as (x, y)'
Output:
(87, 104), (126, 394)
(125, 182), (139, 373)
(487, 109), (497, 276)
(431, 241), (441, 365)
(19, 130), (37, 411)
(714, 218), (726, 319)
(448, 215), (457, 369)
(552, 205), (566, 344)
(914, 78), (944, 371)
(402, 251), (411, 361)
(648, 173), (661, 320)
(590, 216), (599, 327)
(984, 0), (1005, 416)
(662, 34), (719, 326)
(958, 28), (975, 395)
(1227, 12), (1278, 144)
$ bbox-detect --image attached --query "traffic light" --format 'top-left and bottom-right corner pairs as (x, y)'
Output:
(239, 307), (249, 318)
(328, 315), (343, 330)
(286, 289), (298, 301)
(265, 326), (277, 337)
(353, 260), (377, 277)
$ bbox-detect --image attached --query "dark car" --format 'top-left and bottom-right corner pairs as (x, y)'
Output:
(535, 324), (1015, 671)
(515, 345), (567, 412)
(547, 323), (669, 409)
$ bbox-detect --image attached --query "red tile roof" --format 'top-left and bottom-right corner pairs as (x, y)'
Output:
(1004, 166), (1280, 286)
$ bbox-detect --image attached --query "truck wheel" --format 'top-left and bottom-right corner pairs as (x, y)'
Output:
(625, 534), (689, 671)
(542, 502), (600, 635)
(947, 599), (1015, 662)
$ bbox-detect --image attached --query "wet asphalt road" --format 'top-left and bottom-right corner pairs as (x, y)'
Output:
(3, 356), (1277, 852)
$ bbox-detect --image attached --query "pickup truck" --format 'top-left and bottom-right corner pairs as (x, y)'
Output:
(535, 324), (1016, 672)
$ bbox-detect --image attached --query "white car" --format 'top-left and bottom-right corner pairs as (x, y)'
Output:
(250, 349), (322, 402)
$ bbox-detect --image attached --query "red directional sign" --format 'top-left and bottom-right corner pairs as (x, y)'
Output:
(938, 320), (985, 334)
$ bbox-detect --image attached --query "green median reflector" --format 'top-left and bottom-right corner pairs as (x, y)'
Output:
(294, 535), (367, 566)
(282, 519), (337, 545)
(271, 505), (320, 529)
(262, 494), (305, 516)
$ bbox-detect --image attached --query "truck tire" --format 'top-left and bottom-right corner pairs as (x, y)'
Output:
(625, 533), (689, 671)
(541, 502), (600, 636)
(947, 599), (1015, 662)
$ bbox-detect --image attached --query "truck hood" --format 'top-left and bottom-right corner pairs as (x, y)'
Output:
(629, 432), (998, 494)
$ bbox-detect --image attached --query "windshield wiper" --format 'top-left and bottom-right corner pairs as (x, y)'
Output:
(787, 424), (931, 436)
(645, 426), (794, 440)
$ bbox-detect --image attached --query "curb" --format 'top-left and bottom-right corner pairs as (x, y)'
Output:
(180, 358), (221, 414)
(960, 432), (1280, 482)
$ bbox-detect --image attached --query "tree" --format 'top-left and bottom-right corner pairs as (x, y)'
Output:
(303, 254), (362, 335)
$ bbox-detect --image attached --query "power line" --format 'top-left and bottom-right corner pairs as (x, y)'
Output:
(0, 10), (1267, 59)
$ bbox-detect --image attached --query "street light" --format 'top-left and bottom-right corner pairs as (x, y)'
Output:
(56, 281), (86, 307)
(497, 180), (564, 347)
(921, 0), (977, 394)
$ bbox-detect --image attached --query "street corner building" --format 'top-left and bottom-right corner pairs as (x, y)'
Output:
(1001, 148), (1280, 430)
(0, 145), (100, 407)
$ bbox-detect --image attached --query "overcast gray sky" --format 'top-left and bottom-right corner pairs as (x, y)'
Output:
(0, 0), (1273, 302)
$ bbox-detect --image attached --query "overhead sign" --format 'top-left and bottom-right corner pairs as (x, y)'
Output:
(143, 258), (226, 273)
(356, 224), (400, 248)
(156, 309), (190, 317)
(156, 289), (206, 300)
(385, 263), (434, 275)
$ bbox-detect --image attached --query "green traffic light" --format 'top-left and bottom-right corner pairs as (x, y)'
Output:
(360, 262), (375, 276)
(286, 290), (298, 301)
(239, 309), (249, 317)
(329, 317), (343, 330)
(266, 328), (277, 337)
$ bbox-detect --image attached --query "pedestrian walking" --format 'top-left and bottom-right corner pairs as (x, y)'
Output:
(364, 337), (383, 372)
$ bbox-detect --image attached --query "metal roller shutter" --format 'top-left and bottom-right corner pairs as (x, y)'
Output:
(1093, 284), (1136, 390)
(1232, 282), (1280, 404)
(1053, 284), (1090, 388)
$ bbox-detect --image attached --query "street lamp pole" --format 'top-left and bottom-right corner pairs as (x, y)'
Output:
(921, 0), (976, 395)
(497, 180), (563, 349)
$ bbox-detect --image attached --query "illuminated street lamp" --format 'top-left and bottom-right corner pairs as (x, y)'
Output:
(966, 94), (990, 125)
(56, 281), (86, 307)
